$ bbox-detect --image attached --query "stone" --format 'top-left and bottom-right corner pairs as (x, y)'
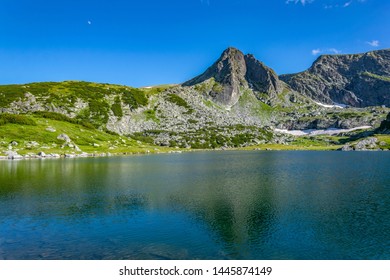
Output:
(46, 127), (56, 132)
(10, 141), (18, 146)
(57, 134), (71, 143)
(341, 145), (354, 151)
(37, 151), (46, 157)
(354, 137), (378, 150)
(5, 151), (23, 160)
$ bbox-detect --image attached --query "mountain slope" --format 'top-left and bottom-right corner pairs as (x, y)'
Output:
(183, 47), (287, 107)
(280, 49), (390, 107)
(1, 47), (390, 156)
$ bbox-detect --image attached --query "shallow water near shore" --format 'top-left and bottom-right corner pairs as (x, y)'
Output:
(0, 151), (389, 259)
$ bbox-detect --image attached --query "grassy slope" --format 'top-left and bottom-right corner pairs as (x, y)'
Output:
(2, 116), (390, 156)
(0, 115), (174, 156)
(1, 81), (390, 155)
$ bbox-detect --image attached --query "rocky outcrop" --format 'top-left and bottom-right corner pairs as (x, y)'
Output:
(378, 112), (390, 133)
(280, 49), (390, 107)
(183, 47), (285, 106)
(341, 137), (380, 151)
(244, 54), (284, 98)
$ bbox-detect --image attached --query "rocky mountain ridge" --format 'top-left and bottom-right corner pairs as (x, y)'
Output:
(1, 47), (390, 154)
(280, 49), (390, 107)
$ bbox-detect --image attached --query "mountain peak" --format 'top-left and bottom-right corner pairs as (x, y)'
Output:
(183, 48), (284, 106)
(221, 47), (243, 57)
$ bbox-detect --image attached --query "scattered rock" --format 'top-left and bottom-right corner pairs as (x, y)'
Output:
(355, 137), (378, 150)
(37, 151), (46, 157)
(46, 127), (56, 132)
(341, 145), (354, 151)
(57, 134), (71, 143)
(26, 141), (39, 148)
(5, 150), (23, 160)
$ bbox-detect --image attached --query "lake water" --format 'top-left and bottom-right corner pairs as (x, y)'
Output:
(0, 151), (389, 259)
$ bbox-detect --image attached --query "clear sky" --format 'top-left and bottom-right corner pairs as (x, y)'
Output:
(0, 0), (388, 87)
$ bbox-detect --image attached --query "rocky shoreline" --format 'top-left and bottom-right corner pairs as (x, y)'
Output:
(2, 142), (389, 161)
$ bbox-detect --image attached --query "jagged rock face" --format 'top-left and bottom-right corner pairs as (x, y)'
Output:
(244, 54), (283, 98)
(183, 47), (285, 106)
(183, 48), (247, 106)
(280, 49), (390, 107)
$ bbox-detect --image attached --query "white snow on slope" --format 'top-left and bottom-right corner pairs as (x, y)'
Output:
(314, 101), (347, 109)
(275, 126), (371, 136)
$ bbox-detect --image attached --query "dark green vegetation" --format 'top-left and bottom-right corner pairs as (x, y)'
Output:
(122, 88), (148, 109)
(132, 125), (273, 149)
(0, 113), (36, 126)
(165, 93), (193, 113)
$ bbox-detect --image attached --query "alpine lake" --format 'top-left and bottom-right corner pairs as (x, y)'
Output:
(0, 151), (389, 260)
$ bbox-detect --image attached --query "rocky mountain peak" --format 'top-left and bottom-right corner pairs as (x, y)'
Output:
(183, 47), (284, 106)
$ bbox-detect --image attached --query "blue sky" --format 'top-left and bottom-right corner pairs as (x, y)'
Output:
(0, 0), (388, 87)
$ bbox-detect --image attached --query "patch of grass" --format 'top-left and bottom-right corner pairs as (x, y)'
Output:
(144, 109), (159, 123)
(0, 113), (36, 126)
(33, 111), (74, 122)
(362, 72), (390, 82)
(0, 85), (26, 107)
(111, 96), (123, 118)
(130, 132), (155, 145)
(212, 82), (223, 93)
(122, 88), (148, 109)
(188, 119), (198, 124)
(166, 93), (190, 108)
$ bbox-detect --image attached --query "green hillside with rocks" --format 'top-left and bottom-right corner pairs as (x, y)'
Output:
(1, 48), (390, 159)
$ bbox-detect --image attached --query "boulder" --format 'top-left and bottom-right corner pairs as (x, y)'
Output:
(37, 151), (46, 157)
(341, 145), (353, 151)
(57, 134), (71, 143)
(355, 137), (378, 150)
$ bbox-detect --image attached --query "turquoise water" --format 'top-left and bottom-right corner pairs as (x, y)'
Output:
(0, 151), (389, 259)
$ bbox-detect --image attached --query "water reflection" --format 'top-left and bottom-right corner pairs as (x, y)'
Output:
(0, 151), (389, 259)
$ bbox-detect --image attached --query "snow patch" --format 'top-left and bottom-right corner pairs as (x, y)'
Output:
(314, 101), (347, 109)
(275, 126), (371, 136)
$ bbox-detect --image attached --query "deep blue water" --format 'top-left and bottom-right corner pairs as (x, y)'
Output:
(0, 151), (389, 259)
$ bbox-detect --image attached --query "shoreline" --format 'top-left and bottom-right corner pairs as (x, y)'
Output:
(2, 144), (388, 161)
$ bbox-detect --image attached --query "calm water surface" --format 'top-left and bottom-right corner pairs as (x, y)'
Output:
(0, 151), (389, 259)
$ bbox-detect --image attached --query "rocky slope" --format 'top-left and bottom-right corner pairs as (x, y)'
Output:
(183, 47), (292, 107)
(280, 49), (390, 107)
(378, 112), (390, 133)
(1, 47), (390, 154)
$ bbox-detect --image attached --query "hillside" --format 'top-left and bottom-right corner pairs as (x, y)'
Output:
(1, 48), (390, 158)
